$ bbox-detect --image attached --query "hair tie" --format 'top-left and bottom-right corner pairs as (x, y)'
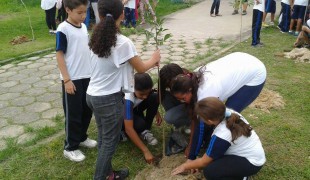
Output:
(225, 109), (231, 118)
(106, 13), (113, 17)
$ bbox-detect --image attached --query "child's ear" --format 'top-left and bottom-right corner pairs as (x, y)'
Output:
(65, 7), (71, 14)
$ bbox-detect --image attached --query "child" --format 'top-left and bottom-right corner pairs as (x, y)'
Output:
(172, 97), (266, 179)
(123, 73), (162, 164)
(294, 19), (310, 47)
(41, 0), (57, 34)
(86, 0), (161, 179)
(167, 52), (266, 159)
(278, 0), (293, 33)
(289, 0), (308, 36)
(262, 0), (276, 27)
(56, 0), (97, 162)
(210, 0), (221, 17)
(251, 0), (265, 47)
(123, 0), (136, 28)
(159, 63), (191, 132)
(139, 0), (156, 24)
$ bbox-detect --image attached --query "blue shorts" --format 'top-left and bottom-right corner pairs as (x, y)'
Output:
(292, 5), (307, 20)
(265, 0), (276, 13)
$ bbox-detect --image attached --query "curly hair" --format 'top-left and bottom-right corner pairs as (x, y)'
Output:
(89, 0), (123, 58)
(195, 97), (252, 143)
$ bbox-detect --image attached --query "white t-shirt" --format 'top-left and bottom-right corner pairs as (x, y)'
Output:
(125, 93), (143, 108)
(41, 0), (56, 10)
(56, 21), (91, 80)
(281, 0), (291, 5)
(294, 0), (308, 6)
(124, 0), (136, 9)
(253, 0), (265, 12)
(307, 19), (310, 27)
(87, 34), (138, 96)
(197, 52), (266, 101)
(211, 109), (266, 166)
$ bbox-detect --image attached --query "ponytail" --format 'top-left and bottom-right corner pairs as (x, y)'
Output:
(226, 113), (253, 143)
(89, 0), (123, 58)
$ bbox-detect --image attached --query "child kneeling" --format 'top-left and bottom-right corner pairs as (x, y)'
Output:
(122, 73), (162, 164)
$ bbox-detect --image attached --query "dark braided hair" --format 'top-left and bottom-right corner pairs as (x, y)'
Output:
(89, 0), (123, 58)
(195, 97), (253, 143)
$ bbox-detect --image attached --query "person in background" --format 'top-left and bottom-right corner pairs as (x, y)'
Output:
(232, 0), (248, 15)
(277, 0), (293, 33)
(172, 97), (266, 180)
(262, 0), (276, 27)
(210, 0), (222, 17)
(123, 0), (137, 28)
(288, 0), (308, 36)
(251, 0), (265, 47)
(139, 0), (156, 24)
(41, 0), (57, 34)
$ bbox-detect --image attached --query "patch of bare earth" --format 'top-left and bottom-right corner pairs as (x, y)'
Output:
(10, 35), (30, 45)
(283, 48), (310, 63)
(249, 88), (285, 113)
(135, 154), (205, 180)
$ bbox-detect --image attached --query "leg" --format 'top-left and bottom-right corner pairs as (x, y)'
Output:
(45, 10), (52, 30)
(49, 5), (57, 30)
(252, 9), (263, 45)
(225, 82), (265, 113)
(215, 0), (221, 15)
(145, 0), (156, 21)
(210, 0), (216, 15)
(63, 79), (89, 151)
(87, 92), (124, 180)
(80, 78), (93, 142)
(124, 7), (130, 27)
(203, 155), (263, 179)
(130, 8), (136, 27)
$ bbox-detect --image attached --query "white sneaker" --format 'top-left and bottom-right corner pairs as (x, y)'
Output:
(80, 138), (97, 148)
(141, 130), (158, 146)
(63, 149), (85, 162)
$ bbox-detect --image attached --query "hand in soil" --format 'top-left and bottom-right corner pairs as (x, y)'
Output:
(171, 164), (186, 175)
(144, 150), (155, 164)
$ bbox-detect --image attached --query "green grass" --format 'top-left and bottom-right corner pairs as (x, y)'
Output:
(0, 26), (309, 179)
(0, 0), (199, 62)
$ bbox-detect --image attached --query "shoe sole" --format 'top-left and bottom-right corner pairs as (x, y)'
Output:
(63, 153), (85, 162)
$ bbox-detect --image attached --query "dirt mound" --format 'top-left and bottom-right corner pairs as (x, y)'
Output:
(283, 48), (310, 63)
(249, 88), (285, 113)
(10, 35), (30, 45)
(135, 154), (205, 180)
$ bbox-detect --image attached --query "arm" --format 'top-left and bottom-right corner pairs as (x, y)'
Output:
(171, 154), (213, 175)
(124, 120), (154, 164)
(56, 51), (76, 94)
(129, 49), (161, 73)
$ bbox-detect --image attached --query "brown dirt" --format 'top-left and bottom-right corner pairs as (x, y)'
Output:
(249, 88), (285, 113)
(10, 35), (30, 45)
(135, 154), (205, 180)
(283, 48), (310, 63)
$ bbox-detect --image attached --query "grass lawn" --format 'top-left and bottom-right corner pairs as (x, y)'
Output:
(0, 24), (309, 179)
(0, 0), (196, 62)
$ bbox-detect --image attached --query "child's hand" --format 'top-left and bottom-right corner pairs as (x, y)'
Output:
(152, 49), (161, 66)
(143, 150), (155, 164)
(155, 112), (163, 126)
(171, 164), (186, 175)
(65, 81), (76, 95)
